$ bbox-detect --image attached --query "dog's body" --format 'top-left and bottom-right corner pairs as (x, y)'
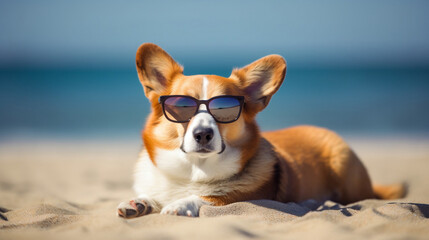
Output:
(117, 43), (405, 218)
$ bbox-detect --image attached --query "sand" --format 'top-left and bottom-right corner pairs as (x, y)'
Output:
(1, 135), (429, 239)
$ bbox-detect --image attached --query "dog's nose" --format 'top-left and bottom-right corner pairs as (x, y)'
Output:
(193, 127), (214, 145)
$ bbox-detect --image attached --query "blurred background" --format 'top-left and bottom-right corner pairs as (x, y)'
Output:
(1, 0), (429, 142)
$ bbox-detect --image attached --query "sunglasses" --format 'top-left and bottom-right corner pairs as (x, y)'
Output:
(159, 95), (245, 123)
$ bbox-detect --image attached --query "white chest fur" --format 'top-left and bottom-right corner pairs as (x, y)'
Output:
(133, 147), (241, 206)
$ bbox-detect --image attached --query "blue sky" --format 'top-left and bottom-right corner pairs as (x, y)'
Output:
(1, 0), (429, 68)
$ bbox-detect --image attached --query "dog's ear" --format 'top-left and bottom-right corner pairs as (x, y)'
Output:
(136, 43), (183, 101)
(230, 55), (286, 114)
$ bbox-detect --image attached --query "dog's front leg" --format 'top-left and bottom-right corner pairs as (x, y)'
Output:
(117, 195), (160, 219)
(160, 195), (210, 217)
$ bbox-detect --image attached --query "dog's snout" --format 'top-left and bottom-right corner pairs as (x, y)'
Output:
(193, 127), (214, 145)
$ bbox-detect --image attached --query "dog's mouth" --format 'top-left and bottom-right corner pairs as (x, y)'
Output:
(196, 148), (212, 153)
(180, 142), (226, 155)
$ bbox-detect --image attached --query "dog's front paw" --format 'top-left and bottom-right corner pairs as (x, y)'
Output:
(160, 195), (206, 217)
(117, 198), (152, 219)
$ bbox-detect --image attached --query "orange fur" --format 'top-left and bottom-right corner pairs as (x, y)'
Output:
(263, 126), (377, 204)
(373, 183), (407, 200)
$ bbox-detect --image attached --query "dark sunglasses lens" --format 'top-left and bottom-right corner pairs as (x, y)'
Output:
(209, 97), (241, 122)
(163, 97), (197, 122)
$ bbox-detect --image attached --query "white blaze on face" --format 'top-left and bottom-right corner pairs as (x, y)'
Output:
(181, 77), (222, 158)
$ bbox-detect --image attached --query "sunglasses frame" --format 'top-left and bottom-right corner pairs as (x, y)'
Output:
(159, 95), (245, 123)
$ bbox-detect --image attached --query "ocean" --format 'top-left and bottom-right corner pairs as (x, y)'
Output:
(1, 67), (429, 140)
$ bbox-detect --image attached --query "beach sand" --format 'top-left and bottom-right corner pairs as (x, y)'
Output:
(1, 135), (428, 239)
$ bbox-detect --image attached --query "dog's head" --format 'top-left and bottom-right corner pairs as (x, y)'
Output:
(137, 43), (286, 181)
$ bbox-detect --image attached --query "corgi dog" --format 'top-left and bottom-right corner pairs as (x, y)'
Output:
(117, 43), (405, 218)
